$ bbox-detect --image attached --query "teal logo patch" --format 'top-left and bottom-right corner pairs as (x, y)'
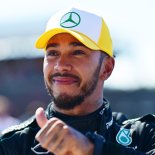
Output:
(116, 128), (132, 146)
(60, 12), (81, 28)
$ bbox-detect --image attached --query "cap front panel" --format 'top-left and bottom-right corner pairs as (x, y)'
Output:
(46, 8), (102, 44)
(61, 8), (102, 43)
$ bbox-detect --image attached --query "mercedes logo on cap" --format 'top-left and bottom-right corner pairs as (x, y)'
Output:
(60, 12), (81, 28)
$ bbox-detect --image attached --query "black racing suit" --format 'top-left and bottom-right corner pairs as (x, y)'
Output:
(0, 99), (155, 155)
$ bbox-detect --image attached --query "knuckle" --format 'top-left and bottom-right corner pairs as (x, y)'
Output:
(63, 126), (72, 136)
(35, 132), (43, 142)
(50, 117), (59, 122)
(45, 120), (52, 128)
(55, 120), (64, 127)
(47, 117), (58, 125)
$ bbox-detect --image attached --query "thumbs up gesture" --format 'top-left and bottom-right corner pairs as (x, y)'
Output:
(35, 107), (94, 155)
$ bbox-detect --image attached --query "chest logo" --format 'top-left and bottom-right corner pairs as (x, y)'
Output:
(116, 128), (132, 146)
(60, 12), (81, 28)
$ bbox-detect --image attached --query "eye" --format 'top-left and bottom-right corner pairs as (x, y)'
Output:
(46, 50), (59, 57)
(72, 50), (86, 56)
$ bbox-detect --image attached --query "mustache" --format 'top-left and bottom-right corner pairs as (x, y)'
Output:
(51, 73), (80, 81)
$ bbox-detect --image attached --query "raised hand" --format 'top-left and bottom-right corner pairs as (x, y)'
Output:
(35, 107), (94, 155)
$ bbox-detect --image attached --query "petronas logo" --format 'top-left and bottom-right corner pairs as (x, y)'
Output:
(116, 128), (132, 146)
(60, 12), (81, 28)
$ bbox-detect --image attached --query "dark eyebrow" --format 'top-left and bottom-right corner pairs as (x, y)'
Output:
(46, 41), (85, 50)
(69, 42), (85, 47)
(46, 43), (59, 50)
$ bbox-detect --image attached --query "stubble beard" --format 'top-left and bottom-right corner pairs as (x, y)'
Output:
(45, 54), (104, 110)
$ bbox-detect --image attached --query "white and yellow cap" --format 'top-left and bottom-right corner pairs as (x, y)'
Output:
(35, 8), (113, 57)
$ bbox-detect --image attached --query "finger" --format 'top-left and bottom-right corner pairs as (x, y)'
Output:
(52, 126), (72, 155)
(45, 121), (66, 151)
(35, 107), (48, 128)
(35, 117), (61, 145)
(54, 139), (72, 155)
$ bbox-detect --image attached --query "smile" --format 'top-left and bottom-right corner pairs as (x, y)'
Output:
(52, 77), (79, 85)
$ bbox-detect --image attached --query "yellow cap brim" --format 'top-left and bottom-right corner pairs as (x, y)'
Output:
(35, 28), (100, 50)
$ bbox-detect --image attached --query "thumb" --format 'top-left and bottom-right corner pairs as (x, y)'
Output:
(35, 107), (48, 128)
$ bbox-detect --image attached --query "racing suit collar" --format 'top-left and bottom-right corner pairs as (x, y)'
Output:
(46, 98), (113, 134)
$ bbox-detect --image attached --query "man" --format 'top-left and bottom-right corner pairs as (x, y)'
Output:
(0, 7), (155, 155)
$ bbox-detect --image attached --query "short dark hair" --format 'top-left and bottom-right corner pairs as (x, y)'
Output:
(99, 51), (109, 63)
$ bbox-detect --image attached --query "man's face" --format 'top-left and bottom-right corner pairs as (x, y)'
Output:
(43, 33), (104, 110)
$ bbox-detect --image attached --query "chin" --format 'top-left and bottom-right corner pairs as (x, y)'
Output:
(53, 92), (69, 98)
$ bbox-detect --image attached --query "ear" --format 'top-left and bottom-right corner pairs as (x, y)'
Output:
(100, 56), (115, 80)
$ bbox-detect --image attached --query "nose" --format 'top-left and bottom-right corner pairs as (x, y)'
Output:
(54, 57), (72, 72)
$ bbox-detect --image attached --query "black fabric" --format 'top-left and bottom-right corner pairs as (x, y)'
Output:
(46, 98), (113, 135)
(0, 99), (155, 155)
(86, 132), (106, 155)
(112, 112), (128, 125)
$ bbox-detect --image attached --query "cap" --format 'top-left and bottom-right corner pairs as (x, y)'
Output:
(35, 8), (113, 57)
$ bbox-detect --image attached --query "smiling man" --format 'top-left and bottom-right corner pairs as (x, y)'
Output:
(44, 33), (112, 114)
(0, 7), (155, 155)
